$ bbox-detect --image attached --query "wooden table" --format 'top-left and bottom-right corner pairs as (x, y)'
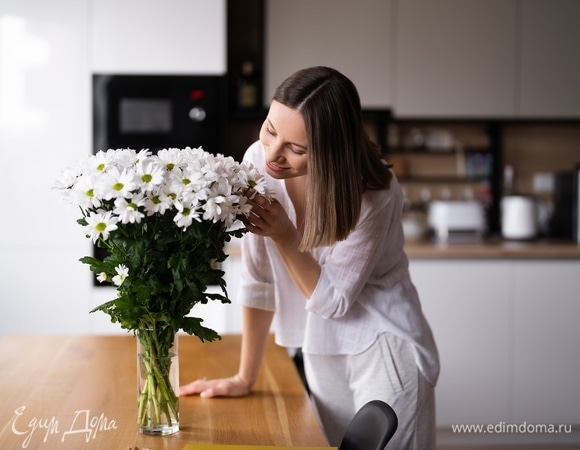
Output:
(0, 334), (330, 449)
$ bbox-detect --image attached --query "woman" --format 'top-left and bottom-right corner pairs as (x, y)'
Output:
(180, 66), (440, 449)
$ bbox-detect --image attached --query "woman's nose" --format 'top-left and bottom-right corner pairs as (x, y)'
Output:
(269, 141), (286, 160)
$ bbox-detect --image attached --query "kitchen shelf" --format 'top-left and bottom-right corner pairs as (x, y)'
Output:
(226, 0), (265, 160)
(398, 176), (490, 183)
(387, 146), (490, 155)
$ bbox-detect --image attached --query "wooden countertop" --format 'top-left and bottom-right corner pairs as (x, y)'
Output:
(227, 238), (580, 260)
(404, 237), (580, 259)
(0, 334), (330, 449)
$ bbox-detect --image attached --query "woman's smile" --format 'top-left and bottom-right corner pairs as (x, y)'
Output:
(266, 161), (290, 173)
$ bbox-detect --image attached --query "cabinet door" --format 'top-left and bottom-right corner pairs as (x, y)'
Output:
(0, 0), (94, 335)
(265, 0), (393, 108)
(394, 0), (517, 117)
(513, 261), (580, 424)
(92, 0), (226, 74)
(518, 0), (580, 118)
(410, 260), (512, 426)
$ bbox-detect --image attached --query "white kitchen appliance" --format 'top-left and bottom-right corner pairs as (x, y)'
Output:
(427, 200), (487, 242)
(501, 195), (539, 240)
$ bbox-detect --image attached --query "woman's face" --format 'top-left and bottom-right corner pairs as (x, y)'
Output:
(259, 100), (308, 179)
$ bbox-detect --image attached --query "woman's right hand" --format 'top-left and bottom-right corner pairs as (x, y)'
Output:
(179, 374), (251, 398)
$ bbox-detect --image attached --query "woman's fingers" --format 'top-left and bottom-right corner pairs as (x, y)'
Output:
(178, 378), (208, 396)
(179, 376), (251, 398)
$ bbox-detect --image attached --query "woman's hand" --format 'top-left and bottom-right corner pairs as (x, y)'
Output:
(244, 192), (320, 299)
(179, 374), (251, 398)
(244, 193), (296, 244)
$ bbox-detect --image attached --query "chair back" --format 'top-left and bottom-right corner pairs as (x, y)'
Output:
(338, 400), (398, 450)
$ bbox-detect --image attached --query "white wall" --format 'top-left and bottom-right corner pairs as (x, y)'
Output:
(0, 0), (93, 337)
(0, 0), (230, 337)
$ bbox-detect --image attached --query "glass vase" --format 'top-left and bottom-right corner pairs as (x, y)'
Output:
(136, 327), (179, 435)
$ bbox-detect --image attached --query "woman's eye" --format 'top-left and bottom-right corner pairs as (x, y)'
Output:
(288, 145), (306, 156)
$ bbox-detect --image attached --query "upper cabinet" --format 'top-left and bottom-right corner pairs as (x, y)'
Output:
(91, 0), (226, 74)
(518, 0), (580, 118)
(264, 0), (393, 108)
(393, 0), (517, 118)
(264, 0), (580, 118)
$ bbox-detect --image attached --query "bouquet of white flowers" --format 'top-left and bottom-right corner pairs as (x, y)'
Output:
(54, 146), (267, 434)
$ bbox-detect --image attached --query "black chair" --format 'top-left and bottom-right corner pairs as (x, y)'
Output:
(338, 400), (398, 450)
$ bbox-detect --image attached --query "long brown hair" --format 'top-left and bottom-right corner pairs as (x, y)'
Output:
(273, 66), (393, 251)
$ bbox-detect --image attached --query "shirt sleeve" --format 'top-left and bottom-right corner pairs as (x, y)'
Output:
(306, 187), (406, 319)
(236, 141), (276, 311)
(237, 231), (276, 311)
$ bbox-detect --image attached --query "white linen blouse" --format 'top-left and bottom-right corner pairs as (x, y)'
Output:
(237, 141), (440, 386)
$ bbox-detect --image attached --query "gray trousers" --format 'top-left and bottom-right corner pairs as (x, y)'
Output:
(303, 332), (436, 449)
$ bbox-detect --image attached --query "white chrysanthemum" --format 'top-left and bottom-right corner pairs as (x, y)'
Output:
(182, 165), (207, 190)
(114, 194), (146, 224)
(134, 149), (152, 164)
(211, 176), (234, 197)
(112, 264), (129, 286)
(98, 167), (137, 200)
(143, 188), (173, 216)
(53, 164), (84, 204)
(203, 194), (239, 224)
(84, 211), (119, 243)
(238, 161), (270, 196)
(157, 148), (185, 171)
(174, 199), (201, 229)
(96, 272), (108, 283)
(88, 150), (117, 174)
(53, 165), (81, 190)
(135, 160), (165, 192)
(110, 148), (140, 170)
(69, 174), (102, 209)
(57, 146), (270, 239)
(234, 195), (252, 218)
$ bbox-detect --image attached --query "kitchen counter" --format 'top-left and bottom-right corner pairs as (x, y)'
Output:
(0, 334), (330, 449)
(227, 238), (580, 260)
(404, 237), (580, 259)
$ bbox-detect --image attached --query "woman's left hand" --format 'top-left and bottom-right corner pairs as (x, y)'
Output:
(244, 191), (320, 298)
(244, 193), (296, 243)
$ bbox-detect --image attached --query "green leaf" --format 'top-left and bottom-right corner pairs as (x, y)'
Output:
(181, 316), (222, 343)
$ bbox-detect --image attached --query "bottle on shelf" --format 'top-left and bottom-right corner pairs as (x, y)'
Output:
(236, 60), (259, 110)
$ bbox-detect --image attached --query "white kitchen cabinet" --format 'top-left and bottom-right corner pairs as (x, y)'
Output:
(265, 0), (393, 108)
(512, 261), (580, 424)
(91, 0), (226, 74)
(0, 0), (228, 338)
(265, 0), (580, 118)
(0, 0), (94, 336)
(393, 0), (518, 117)
(410, 260), (512, 426)
(411, 258), (580, 444)
(518, 0), (580, 118)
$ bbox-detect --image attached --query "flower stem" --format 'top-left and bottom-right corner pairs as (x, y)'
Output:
(137, 327), (179, 433)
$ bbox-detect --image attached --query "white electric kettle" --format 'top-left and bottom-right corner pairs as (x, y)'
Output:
(501, 195), (539, 240)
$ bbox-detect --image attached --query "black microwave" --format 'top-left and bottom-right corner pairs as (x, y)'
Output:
(93, 74), (227, 154)
(91, 74), (228, 286)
